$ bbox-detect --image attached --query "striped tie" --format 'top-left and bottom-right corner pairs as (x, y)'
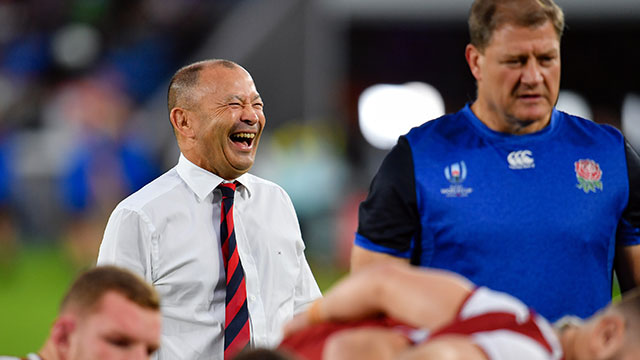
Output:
(218, 182), (250, 359)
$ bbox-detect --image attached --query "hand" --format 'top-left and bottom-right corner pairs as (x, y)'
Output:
(283, 299), (323, 338)
(282, 312), (312, 338)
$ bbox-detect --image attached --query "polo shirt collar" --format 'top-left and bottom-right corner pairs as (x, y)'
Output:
(176, 154), (253, 201)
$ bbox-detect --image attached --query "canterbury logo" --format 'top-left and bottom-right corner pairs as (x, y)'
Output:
(508, 150), (535, 169)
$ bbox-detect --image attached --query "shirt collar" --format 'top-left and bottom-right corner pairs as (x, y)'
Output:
(176, 154), (253, 201)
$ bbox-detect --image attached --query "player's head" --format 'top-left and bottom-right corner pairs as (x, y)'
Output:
(570, 288), (640, 360)
(167, 59), (265, 180)
(465, 0), (563, 133)
(43, 266), (161, 360)
(468, 0), (564, 53)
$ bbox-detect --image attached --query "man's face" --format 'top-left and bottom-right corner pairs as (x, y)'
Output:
(190, 65), (265, 180)
(66, 292), (161, 360)
(472, 21), (561, 132)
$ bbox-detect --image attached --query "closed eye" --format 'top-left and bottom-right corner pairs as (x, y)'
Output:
(503, 58), (526, 67)
(107, 336), (132, 348)
(538, 55), (556, 66)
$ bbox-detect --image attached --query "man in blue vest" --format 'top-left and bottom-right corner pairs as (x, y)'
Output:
(351, 0), (640, 322)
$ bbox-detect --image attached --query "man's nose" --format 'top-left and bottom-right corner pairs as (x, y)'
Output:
(240, 104), (259, 125)
(521, 60), (543, 85)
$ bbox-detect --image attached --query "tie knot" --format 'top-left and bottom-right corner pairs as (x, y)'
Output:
(218, 182), (237, 199)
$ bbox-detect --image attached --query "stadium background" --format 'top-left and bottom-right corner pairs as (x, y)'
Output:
(0, 0), (638, 355)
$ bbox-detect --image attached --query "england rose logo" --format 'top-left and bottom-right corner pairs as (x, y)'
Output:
(575, 159), (603, 193)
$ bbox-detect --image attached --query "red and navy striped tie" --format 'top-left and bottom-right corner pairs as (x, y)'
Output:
(218, 182), (250, 359)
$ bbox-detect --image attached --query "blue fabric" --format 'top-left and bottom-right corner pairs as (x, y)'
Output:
(0, 136), (15, 205)
(2, 33), (52, 77)
(354, 233), (413, 258)
(403, 104), (631, 321)
(60, 135), (160, 213)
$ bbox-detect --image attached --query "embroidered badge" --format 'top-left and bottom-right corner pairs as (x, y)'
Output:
(574, 159), (603, 193)
(441, 161), (473, 197)
(507, 150), (535, 169)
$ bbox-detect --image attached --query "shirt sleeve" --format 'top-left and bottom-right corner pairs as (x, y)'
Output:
(355, 136), (420, 256)
(293, 247), (322, 313)
(618, 138), (640, 246)
(96, 206), (155, 282)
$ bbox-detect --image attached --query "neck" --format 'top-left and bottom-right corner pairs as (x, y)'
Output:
(38, 338), (60, 360)
(556, 323), (578, 360)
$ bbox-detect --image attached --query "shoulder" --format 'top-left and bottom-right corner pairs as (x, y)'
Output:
(406, 111), (464, 140)
(456, 287), (562, 360)
(461, 287), (532, 321)
(242, 173), (292, 200)
(0, 355), (40, 360)
(404, 109), (476, 153)
(112, 167), (184, 214)
(557, 110), (624, 144)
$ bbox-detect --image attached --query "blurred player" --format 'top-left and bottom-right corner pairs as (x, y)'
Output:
(280, 263), (640, 360)
(0, 266), (161, 360)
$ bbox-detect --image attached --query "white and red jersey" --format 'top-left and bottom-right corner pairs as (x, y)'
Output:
(279, 287), (564, 360)
(410, 287), (564, 360)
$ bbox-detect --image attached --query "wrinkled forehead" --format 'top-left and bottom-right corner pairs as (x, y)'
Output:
(198, 65), (260, 100)
(486, 22), (560, 53)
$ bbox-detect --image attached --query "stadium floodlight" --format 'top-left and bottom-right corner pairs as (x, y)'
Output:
(622, 93), (640, 151)
(52, 23), (101, 70)
(556, 89), (593, 121)
(358, 82), (445, 150)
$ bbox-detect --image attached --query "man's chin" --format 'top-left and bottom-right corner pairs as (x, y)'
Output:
(228, 160), (254, 177)
(512, 107), (552, 125)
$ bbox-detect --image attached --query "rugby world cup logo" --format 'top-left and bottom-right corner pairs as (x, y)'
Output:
(575, 159), (603, 193)
(441, 161), (472, 197)
(445, 161), (467, 184)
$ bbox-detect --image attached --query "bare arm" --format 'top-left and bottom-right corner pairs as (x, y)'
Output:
(615, 244), (640, 293)
(350, 245), (409, 272)
(284, 263), (473, 336)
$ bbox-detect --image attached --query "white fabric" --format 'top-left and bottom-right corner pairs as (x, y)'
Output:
(0, 355), (41, 360)
(463, 287), (563, 360)
(473, 330), (553, 360)
(461, 287), (531, 323)
(97, 154), (321, 360)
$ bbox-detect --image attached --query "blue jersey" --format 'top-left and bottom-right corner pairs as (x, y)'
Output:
(355, 104), (640, 321)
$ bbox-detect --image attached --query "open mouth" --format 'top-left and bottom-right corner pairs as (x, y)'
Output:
(229, 132), (256, 148)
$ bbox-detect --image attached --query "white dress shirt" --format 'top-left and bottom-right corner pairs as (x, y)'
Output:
(97, 154), (321, 360)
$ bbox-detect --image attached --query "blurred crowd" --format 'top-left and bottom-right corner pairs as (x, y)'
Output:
(0, 0), (239, 267)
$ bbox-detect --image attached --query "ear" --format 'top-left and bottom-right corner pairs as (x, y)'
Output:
(590, 314), (625, 360)
(50, 315), (76, 359)
(170, 107), (196, 139)
(465, 44), (483, 82)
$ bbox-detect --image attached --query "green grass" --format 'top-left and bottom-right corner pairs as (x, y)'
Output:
(0, 246), (77, 356)
(309, 261), (348, 293)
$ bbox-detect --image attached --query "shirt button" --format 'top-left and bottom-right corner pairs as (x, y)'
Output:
(250, 295), (257, 301)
